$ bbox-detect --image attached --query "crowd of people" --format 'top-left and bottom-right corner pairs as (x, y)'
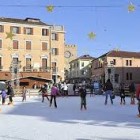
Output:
(0, 80), (140, 117)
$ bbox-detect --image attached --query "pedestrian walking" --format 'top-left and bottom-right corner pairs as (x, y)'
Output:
(119, 83), (126, 105)
(79, 85), (87, 110)
(22, 86), (27, 102)
(50, 84), (59, 108)
(1, 89), (7, 105)
(136, 84), (140, 118)
(104, 79), (114, 105)
(129, 82), (136, 104)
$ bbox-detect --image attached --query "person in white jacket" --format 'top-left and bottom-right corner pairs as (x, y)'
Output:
(63, 82), (68, 96)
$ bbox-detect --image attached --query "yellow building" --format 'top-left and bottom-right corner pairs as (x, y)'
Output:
(0, 17), (65, 88)
(92, 50), (140, 91)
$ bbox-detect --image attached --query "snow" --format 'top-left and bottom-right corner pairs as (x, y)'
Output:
(0, 95), (140, 140)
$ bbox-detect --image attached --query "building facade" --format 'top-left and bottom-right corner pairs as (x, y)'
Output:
(64, 44), (77, 80)
(69, 55), (94, 83)
(0, 17), (65, 88)
(92, 50), (140, 90)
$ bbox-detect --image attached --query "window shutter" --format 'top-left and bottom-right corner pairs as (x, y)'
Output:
(56, 48), (59, 55)
(24, 27), (26, 34)
(26, 41), (31, 50)
(19, 27), (21, 34)
(56, 34), (59, 41)
(31, 28), (33, 35)
(42, 42), (47, 50)
(13, 40), (18, 49)
(46, 29), (49, 36)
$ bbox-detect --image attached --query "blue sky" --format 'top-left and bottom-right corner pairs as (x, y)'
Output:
(0, 0), (140, 57)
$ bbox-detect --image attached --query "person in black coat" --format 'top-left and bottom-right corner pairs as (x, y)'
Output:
(7, 84), (14, 105)
(79, 86), (87, 110)
(119, 83), (125, 105)
(104, 79), (114, 105)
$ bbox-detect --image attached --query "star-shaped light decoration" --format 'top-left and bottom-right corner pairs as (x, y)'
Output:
(88, 32), (96, 40)
(128, 2), (135, 12)
(6, 32), (15, 40)
(46, 5), (54, 12)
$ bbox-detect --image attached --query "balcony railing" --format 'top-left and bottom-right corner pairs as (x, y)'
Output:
(52, 67), (58, 74)
(39, 67), (51, 72)
(23, 66), (33, 72)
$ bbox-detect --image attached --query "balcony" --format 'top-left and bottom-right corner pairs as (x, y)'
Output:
(39, 67), (51, 72)
(52, 67), (58, 74)
(23, 66), (33, 72)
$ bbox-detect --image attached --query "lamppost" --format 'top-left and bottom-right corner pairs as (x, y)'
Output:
(10, 60), (21, 94)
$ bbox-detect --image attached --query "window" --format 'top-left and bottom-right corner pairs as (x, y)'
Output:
(130, 73), (132, 80)
(130, 60), (132, 66)
(24, 27), (33, 35)
(113, 59), (116, 65)
(42, 59), (47, 69)
(126, 72), (133, 80)
(81, 70), (85, 75)
(26, 41), (31, 50)
(77, 62), (79, 67)
(42, 29), (49, 36)
(52, 62), (57, 73)
(126, 73), (129, 80)
(126, 60), (128, 66)
(26, 58), (31, 68)
(81, 62), (84, 67)
(115, 74), (119, 83)
(11, 26), (20, 34)
(42, 42), (48, 50)
(51, 48), (58, 55)
(0, 25), (4, 32)
(13, 58), (18, 64)
(126, 60), (132, 66)
(0, 39), (2, 49)
(13, 40), (19, 49)
(52, 33), (58, 40)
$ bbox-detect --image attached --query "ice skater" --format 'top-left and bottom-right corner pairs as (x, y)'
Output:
(104, 79), (113, 105)
(50, 84), (59, 108)
(136, 84), (140, 118)
(39, 85), (50, 103)
(22, 86), (27, 102)
(1, 89), (7, 105)
(79, 85), (87, 110)
(119, 83), (125, 105)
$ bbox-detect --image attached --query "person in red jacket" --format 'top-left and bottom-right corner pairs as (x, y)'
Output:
(136, 84), (140, 117)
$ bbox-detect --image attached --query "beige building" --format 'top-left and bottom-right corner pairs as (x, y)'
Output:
(69, 55), (94, 83)
(64, 44), (77, 80)
(92, 50), (140, 89)
(0, 17), (65, 88)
